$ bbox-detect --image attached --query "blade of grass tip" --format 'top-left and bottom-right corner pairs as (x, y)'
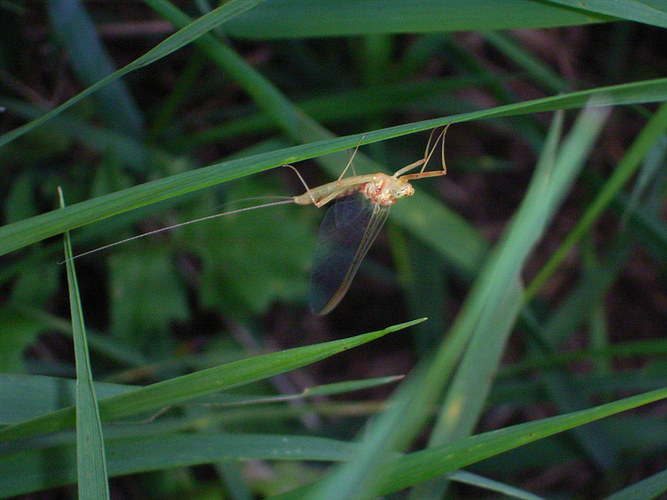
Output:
(447, 470), (546, 500)
(0, 318), (425, 443)
(0, 0), (265, 148)
(525, 102), (667, 300)
(58, 187), (109, 500)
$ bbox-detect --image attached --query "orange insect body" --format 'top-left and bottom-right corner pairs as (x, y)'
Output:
(293, 172), (415, 208)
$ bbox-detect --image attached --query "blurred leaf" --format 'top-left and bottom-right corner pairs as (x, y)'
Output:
(195, 196), (314, 316)
(5, 173), (37, 223)
(0, 306), (48, 372)
(10, 259), (58, 305)
(5, 175), (58, 304)
(0, 373), (134, 424)
(47, 0), (144, 137)
(109, 248), (188, 352)
(0, 0), (266, 148)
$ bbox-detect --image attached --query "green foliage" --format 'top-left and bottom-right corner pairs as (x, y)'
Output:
(0, 0), (665, 498)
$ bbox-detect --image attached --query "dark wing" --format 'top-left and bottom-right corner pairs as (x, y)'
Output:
(309, 196), (390, 315)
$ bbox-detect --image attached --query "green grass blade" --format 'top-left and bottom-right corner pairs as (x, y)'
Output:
(0, 373), (135, 424)
(303, 376), (404, 397)
(4, 386), (663, 499)
(58, 188), (109, 499)
(373, 388), (667, 497)
(0, 373), (401, 423)
(0, 433), (355, 498)
(268, 388), (667, 499)
(0, 318), (424, 443)
(0, 0), (264, 148)
(605, 468), (667, 500)
(222, 0), (608, 39)
(447, 471), (545, 500)
(1, 387), (663, 498)
(0, 78), (664, 258)
(410, 112), (563, 498)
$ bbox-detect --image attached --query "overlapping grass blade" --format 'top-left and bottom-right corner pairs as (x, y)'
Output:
(1, 388), (663, 498)
(372, 388), (667, 497)
(0, 318), (423, 443)
(0, 433), (355, 498)
(307, 103), (611, 500)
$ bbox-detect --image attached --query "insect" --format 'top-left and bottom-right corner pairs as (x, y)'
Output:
(70, 125), (450, 314)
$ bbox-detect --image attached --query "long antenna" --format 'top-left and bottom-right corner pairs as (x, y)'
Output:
(60, 197), (295, 264)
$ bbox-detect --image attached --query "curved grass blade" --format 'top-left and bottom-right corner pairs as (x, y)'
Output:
(310, 196), (389, 315)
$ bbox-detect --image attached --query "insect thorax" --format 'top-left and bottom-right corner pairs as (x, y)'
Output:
(361, 174), (414, 206)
